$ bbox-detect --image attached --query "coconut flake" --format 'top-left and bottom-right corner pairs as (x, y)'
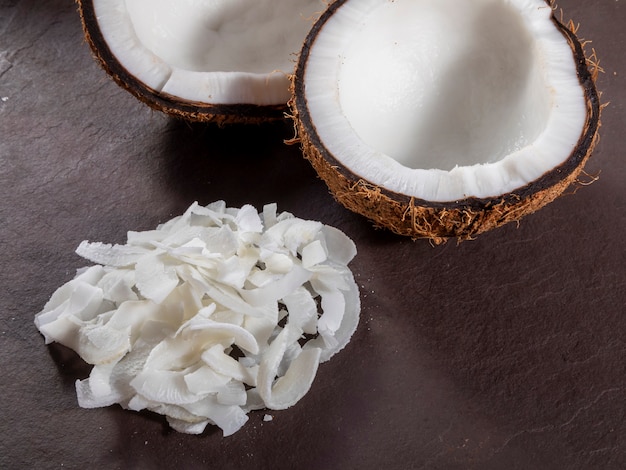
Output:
(216, 380), (248, 406)
(75, 240), (149, 267)
(301, 239), (327, 269)
(184, 366), (232, 395)
(76, 378), (122, 409)
(134, 254), (180, 304)
(130, 369), (199, 405)
(257, 324), (322, 410)
(35, 201), (360, 436)
(239, 264), (312, 307)
(282, 287), (319, 335)
(201, 344), (257, 385)
(167, 417), (210, 435)
(183, 318), (260, 355)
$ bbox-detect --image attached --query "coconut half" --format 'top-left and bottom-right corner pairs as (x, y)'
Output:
(291, 0), (601, 242)
(77, 0), (326, 124)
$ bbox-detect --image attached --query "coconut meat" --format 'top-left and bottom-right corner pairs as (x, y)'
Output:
(94, 0), (324, 105)
(302, 0), (587, 201)
(35, 201), (360, 436)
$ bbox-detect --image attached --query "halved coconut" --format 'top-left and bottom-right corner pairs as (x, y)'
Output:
(290, 0), (601, 242)
(77, 0), (326, 124)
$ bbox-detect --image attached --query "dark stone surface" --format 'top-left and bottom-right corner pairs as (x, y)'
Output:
(1, 1), (624, 469)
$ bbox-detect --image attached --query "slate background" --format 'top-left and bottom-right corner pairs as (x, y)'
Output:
(1, 1), (624, 469)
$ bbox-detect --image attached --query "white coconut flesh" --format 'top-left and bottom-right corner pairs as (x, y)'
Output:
(35, 201), (360, 436)
(93, 0), (324, 105)
(301, 0), (588, 202)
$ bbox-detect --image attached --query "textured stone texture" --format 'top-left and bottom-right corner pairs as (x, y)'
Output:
(1, 1), (624, 469)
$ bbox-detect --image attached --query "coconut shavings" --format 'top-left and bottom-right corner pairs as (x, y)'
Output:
(35, 201), (360, 436)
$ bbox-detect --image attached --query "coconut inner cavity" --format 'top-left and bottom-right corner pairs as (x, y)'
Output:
(94, 0), (323, 105)
(302, 0), (587, 201)
(337, 0), (550, 171)
(125, 0), (321, 74)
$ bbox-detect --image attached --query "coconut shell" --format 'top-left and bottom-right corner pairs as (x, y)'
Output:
(290, 1), (601, 243)
(76, 0), (287, 124)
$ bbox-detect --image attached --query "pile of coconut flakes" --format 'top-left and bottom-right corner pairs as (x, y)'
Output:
(35, 201), (360, 436)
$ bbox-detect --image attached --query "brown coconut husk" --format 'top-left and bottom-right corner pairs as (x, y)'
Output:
(76, 0), (287, 125)
(289, 1), (601, 244)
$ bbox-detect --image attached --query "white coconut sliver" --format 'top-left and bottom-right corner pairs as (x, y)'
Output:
(35, 201), (360, 437)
